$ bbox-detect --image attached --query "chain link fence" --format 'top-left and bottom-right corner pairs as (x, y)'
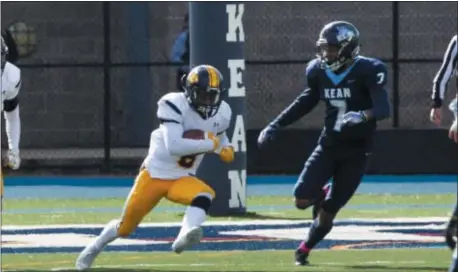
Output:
(1, 2), (456, 171)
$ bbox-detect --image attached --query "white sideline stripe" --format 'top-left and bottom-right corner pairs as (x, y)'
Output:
(1, 217), (449, 230)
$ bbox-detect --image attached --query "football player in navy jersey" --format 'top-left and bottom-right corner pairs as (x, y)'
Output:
(257, 21), (391, 266)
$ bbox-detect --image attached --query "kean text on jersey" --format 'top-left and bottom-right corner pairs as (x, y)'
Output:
(324, 88), (352, 99)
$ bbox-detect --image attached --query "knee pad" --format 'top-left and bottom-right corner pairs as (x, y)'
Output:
(190, 195), (212, 213)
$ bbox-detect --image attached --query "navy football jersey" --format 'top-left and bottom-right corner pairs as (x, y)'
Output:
(305, 56), (389, 149)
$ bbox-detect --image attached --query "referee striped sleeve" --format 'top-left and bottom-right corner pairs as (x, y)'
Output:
(432, 35), (458, 108)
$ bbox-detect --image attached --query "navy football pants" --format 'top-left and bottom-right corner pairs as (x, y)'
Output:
(293, 145), (369, 214)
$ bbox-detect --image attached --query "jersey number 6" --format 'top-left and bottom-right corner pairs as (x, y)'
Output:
(178, 155), (197, 169)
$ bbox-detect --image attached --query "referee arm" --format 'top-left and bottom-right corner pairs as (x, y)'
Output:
(430, 35), (458, 125)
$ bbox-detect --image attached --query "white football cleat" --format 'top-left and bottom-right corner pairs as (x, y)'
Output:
(171, 226), (203, 254)
(75, 244), (103, 270)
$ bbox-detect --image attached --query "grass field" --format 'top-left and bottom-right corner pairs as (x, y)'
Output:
(2, 193), (456, 271)
(2, 249), (452, 272)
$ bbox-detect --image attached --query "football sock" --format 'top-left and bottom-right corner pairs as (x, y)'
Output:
(301, 218), (333, 251)
(178, 206), (206, 237)
(92, 219), (119, 250)
(453, 203), (458, 218)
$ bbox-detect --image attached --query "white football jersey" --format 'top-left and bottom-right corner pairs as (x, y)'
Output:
(143, 92), (232, 180)
(1, 62), (21, 112)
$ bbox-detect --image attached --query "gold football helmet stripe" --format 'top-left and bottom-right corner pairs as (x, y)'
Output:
(205, 65), (220, 89)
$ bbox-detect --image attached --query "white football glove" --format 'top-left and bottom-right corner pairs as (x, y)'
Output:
(4, 149), (21, 170)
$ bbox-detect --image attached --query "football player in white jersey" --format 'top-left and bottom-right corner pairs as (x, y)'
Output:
(76, 64), (235, 270)
(1, 36), (22, 198)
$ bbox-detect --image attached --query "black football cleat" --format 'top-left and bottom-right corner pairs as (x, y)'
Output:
(294, 249), (310, 266)
(445, 216), (457, 250)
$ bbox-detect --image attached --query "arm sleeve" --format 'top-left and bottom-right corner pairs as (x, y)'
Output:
(270, 62), (320, 128)
(3, 68), (21, 152)
(219, 132), (231, 147)
(366, 61), (391, 121)
(214, 131), (231, 155)
(157, 97), (214, 156)
(4, 105), (21, 152)
(432, 35), (458, 108)
(3, 66), (21, 102)
(213, 102), (233, 154)
(162, 122), (215, 157)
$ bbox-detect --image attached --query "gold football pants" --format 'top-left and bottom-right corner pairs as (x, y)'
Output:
(117, 169), (215, 237)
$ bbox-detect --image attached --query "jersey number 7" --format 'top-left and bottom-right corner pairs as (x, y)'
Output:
(330, 100), (347, 132)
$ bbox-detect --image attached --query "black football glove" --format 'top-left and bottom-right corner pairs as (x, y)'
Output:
(257, 123), (278, 149)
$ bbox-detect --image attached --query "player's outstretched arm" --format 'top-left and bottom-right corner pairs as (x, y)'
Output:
(257, 88), (319, 149)
(432, 35), (457, 109)
(257, 61), (321, 149)
(268, 61), (321, 129)
(271, 88), (321, 128)
(3, 104), (21, 151)
(430, 35), (457, 125)
(162, 122), (217, 157)
(2, 69), (21, 170)
(448, 96), (458, 143)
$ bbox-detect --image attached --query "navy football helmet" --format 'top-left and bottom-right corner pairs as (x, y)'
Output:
(316, 21), (361, 72)
(184, 65), (224, 119)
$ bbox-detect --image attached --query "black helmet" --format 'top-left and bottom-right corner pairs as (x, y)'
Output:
(316, 21), (361, 71)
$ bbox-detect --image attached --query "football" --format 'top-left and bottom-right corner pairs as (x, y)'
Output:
(182, 129), (205, 139)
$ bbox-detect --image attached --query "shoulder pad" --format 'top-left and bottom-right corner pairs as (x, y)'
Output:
(358, 56), (386, 68)
(218, 101), (233, 131)
(2, 62), (21, 100)
(305, 58), (320, 76)
(370, 59), (388, 73)
(157, 92), (188, 123)
(359, 57), (388, 87)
